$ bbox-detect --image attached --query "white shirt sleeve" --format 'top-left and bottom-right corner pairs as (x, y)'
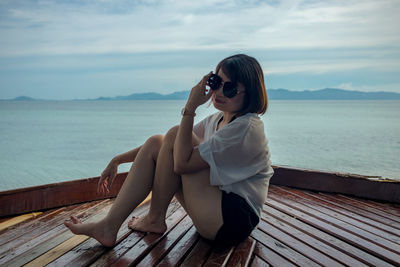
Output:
(193, 118), (206, 140)
(198, 117), (269, 186)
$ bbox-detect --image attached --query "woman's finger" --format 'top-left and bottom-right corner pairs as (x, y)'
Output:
(105, 181), (110, 194)
(98, 173), (107, 193)
(195, 73), (212, 95)
(100, 183), (104, 195)
(201, 72), (212, 86)
(102, 181), (108, 195)
(97, 179), (103, 193)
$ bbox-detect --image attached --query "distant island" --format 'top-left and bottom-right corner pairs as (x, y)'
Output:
(3, 88), (400, 101)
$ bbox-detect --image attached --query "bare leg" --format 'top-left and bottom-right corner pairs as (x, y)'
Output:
(129, 126), (182, 233)
(181, 169), (223, 240)
(64, 135), (163, 247)
(130, 126), (223, 240)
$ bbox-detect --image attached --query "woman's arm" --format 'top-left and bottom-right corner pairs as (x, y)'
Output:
(174, 73), (212, 174)
(112, 146), (142, 165)
(98, 145), (142, 194)
(174, 114), (208, 174)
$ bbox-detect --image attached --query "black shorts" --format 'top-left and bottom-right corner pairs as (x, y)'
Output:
(214, 191), (259, 246)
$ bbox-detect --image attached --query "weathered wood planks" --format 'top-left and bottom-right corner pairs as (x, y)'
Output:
(1, 184), (400, 266)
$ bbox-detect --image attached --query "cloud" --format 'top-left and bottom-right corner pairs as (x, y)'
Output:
(335, 82), (400, 93)
(1, 0), (399, 98)
(263, 57), (400, 75)
(1, 0), (399, 56)
(337, 82), (356, 90)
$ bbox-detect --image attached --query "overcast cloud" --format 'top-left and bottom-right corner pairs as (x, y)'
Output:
(0, 0), (399, 99)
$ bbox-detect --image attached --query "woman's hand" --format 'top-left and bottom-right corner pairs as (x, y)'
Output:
(98, 159), (118, 195)
(186, 72), (213, 112)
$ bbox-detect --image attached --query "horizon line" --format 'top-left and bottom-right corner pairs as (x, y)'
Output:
(2, 87), (400, 101)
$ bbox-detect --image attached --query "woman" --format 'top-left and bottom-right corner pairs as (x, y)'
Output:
(65, 54), (274, 246)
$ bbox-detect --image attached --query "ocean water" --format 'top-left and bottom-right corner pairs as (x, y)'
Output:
(1, 100), (399, 191)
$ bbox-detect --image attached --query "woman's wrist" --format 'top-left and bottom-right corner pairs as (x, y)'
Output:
(185, 102), (197, 113)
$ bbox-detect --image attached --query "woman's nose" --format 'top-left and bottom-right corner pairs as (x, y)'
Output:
(213, 84), (224, 93)
(213, 86), (224, 97)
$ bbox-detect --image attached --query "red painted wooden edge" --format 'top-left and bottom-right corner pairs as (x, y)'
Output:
(0, 172), (128, 217)
(1, 165), (399, 217)
(270, 166), (400, 204)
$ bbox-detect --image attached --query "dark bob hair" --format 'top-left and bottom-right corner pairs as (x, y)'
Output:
(215, 54), (268, 115)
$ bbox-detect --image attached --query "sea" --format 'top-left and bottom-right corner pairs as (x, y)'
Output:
(1, 100), (399, 191)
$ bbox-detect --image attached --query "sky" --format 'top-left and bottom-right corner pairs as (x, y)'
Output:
(0, 0), (399, 100)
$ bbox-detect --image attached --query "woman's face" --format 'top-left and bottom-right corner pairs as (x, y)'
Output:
(211, 69), (246, 114)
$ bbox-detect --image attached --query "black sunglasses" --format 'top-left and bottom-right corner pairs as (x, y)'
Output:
(208, 74), (242, 98)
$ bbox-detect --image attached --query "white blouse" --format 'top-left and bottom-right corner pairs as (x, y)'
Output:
(194, 112), (274, 217)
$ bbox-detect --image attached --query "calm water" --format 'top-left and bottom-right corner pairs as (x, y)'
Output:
(1, 100), (399, 191)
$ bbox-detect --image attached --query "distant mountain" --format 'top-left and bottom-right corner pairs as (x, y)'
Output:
(9, 96), (37, 101)
(3, 88), (400, 101)
(268, 88), (400, 100)
(94, 88), (400, 100)
(0, 95), (43, 101)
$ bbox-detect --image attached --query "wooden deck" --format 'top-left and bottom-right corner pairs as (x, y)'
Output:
(1, 184), (400, 266)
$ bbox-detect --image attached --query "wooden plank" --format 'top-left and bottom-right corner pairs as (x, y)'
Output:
(0, 199), (112, 265)
(225, 237), (256, 267)
(335, 194), (400, 223)
(0, 200), (106, 259)
(156, 226), (200, 267)
(136, 215), (193, 266)
(0, 201), (95, 248)
(361, 198), (400, 216)
(257, 219), (343, 267)
(263, 201), (393, 267)
(0, 217), (10, 224)
(47, 196), (156, 267)
(80, 214), (149, 266)
(23, 235), (89, 267)
(336, 193), (400, 216)
(91, 232), (145, 267)
(321, 191), (400, 217)
(1, 200), (112, 266)
(250, 255), (270, 267)
(0, 202), (104, 266)
(111, 207), (187, 266)
(251, 228), (320, 266)
(203, 245), (235, 267)
(272, 186), (400, 243)
(0, 172), (128, 217)
(266, 197), (400, 266)
(261, 206), (368, 267)
(180, 237), (212, 267)
(251, 234), (300, 267)
(0, 212), (42, 231)
(269, 167), (400, 203)
(269, 188), (400, 251)
(251, 229), (320, 266)
(309, 191), (400, 235)
(315, 191), (400, 224)
(6, 229), (78, 267)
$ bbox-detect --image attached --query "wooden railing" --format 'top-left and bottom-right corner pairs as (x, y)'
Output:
(1, 166), (399, 217)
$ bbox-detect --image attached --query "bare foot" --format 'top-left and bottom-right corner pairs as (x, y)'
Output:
(128, 215), (167, 234)
(64, 215), (117, 247)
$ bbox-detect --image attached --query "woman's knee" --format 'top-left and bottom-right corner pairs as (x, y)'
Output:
(164, 125), (201, 147)
(144, 134), (164, 158)
(164, 125), (179, 145)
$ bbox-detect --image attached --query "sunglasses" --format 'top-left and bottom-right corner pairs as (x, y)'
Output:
(208, 74), (244, 98)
